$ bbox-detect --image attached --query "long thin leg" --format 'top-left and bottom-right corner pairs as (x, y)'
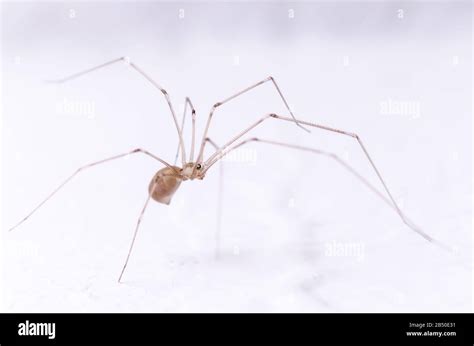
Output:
(201, 114), (446, 248)
(118, 182), (156, 283)
(208, 137), (450, 250)
(204, 114), (274, 167)
(174, 97), (196, 165)
(195, 76), (310, 166)
(204, 137), (224, 259)
(207, 137), (407, 217)
(190, 108), (197, 162)
(8, 148), (174, 232)
(48, 57), (187, 166)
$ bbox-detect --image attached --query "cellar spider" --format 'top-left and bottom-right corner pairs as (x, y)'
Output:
(8, 57), (447, 283)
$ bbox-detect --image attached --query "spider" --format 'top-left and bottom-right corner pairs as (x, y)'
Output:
(8, 57), (445, 283)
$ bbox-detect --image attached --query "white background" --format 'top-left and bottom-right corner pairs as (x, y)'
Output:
(1, 1), (472, 312)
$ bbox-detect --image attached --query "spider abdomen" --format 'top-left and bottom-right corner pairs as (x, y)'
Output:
(148, 166), (182, 205)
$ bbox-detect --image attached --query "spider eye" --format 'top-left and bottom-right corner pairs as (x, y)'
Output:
(196, 164), (202, 170)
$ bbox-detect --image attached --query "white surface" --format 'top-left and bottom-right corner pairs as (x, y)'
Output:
(1, 2), (472, 312)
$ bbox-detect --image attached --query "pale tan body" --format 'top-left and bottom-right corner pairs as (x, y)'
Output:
(8, 57), (447, 284)
(148, 163), (205, 204)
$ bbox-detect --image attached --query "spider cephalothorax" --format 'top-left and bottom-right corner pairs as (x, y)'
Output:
(181, 162), (206, 180)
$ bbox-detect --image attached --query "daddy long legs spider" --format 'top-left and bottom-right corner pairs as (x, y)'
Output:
(7, 57), (448, 283)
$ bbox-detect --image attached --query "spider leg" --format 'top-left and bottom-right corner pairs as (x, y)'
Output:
(174, 97), (196, 165)
(8, 148), (174, 232)
(269, 115), (420, 241)
(207, 137), (404, 217)
(204, 137), (225, 259)
(118, 183), (156, 283)
(47, 57), (187, 166)
(195, 76), (310, 166)
(202, 115), (449, 250)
